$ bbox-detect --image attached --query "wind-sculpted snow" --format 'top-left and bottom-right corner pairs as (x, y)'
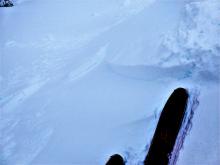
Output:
(68, 45), (108, 82)
(0, 0), (219, 164)
(108, 63), (195, 81)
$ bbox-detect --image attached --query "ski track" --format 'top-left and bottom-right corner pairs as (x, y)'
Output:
(0, 97), (53, 165)
(68, 45), (108, 82)
(1, 80), (47, 113)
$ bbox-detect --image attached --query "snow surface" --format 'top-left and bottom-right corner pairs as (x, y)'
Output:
(0, 0), (219, 164)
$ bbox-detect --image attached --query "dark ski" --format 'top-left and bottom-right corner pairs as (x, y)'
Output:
(144, 87), (189, 165)
(105, 154), (125, 165)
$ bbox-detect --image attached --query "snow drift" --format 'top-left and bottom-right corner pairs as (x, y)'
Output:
(0, 0), (219, 165)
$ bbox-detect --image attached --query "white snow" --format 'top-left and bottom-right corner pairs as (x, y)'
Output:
(0, 0), (219, 165)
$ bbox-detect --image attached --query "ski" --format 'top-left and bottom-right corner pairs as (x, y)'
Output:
(144, 88), (189, 165)
(105, 154), (125, 165)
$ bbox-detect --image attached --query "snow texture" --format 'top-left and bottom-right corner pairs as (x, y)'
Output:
(0, 0), (219, 164)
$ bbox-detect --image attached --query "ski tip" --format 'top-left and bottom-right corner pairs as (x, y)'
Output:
(174, 87), (188, 95)
(169, 87), (189, 106)
(144, 87), (189, 165)
(105, 154), (125, 165)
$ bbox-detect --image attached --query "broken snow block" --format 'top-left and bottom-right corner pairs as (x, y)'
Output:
(0, 0), (13, 7)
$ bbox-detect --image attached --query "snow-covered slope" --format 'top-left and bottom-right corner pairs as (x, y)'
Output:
(0, 0), (219, 164)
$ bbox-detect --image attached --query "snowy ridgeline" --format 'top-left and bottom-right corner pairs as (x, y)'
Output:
(0, 0), (220, 165)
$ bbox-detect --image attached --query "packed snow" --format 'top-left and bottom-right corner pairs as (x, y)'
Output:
(0, 0), (219, 164)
